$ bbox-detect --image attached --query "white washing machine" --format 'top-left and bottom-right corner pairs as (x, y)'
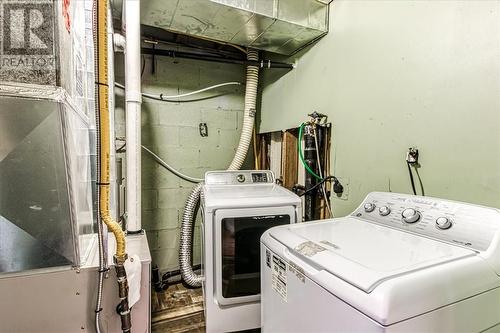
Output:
(201, 170), (301, 333)
(261, 192), (500, 332)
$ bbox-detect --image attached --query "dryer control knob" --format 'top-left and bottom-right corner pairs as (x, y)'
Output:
(402, 208), (420, 223)
(364, 203), (376, 212)
(379, 206), (391, 216)
(436, 217), (452, 230)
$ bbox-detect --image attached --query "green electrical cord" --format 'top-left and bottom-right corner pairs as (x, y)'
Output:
(298, 122), (323, 181)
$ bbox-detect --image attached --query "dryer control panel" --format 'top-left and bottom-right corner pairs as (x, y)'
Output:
(352, 192), (500, 252)
(205, 170), (275, 185)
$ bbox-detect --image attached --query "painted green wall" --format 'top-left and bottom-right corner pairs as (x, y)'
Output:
(260, 0), (500, 217)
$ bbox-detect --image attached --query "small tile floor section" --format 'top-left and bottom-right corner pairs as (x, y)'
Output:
(151, 282), (262, 333)
(152, 282), (205, 333)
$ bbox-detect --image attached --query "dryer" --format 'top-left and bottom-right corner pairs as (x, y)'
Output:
(201, 170), (301, 333)
(261, 192), (500, 332)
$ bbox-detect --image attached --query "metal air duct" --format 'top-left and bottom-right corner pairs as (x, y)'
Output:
(114, 0), (330, 55)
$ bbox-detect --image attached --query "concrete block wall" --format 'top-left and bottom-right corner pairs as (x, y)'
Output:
(114, 53), (252, 272)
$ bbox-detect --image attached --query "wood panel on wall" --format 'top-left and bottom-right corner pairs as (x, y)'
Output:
(281, 130), (298, 190)
(258, 125), (332, 220)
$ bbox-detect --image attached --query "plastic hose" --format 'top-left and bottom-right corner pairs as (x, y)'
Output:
(114, 81), (242, 100)
(179, 49), (260, 287)
(142, 145), (203, 183)
(228, 51), (259, 170)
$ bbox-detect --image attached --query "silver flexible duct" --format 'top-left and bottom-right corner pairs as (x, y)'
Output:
(179, 50), (260, 287)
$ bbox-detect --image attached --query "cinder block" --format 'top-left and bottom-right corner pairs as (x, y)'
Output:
(142, 125), (180, 147)
(151, 247), (180, 272)
(146, 230), (159, 251)
(154, 59), (201, 86)
(156, 146), (200, 166)
(158, 104), (202, 127)
(141, 102), (159, 126)
(158, 188), (193, 209)
(178, 167), (207, 188)
(117, 57), (250, 272)
(218, 129), (242, 148)
(201, 108), (238, 130)
(142, 208), (179, 231)
(141, 210), (154, 230)
(199, 147), (237, 169)
(141, 157), (159, 190)
(178, 126), (204, 148)
(142, 189), (158, 210)
(198, 62), (244, 84)
(158, 229), (180, 249)
(154, 167), (182, 189)
(194, 92), (244, 110)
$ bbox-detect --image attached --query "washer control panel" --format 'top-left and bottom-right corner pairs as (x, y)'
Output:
(205, 170), (275, 185)
(352, 192), (500, 251)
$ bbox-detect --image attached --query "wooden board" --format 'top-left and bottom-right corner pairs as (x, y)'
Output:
(281, 130), (298, 190)
(269, 132), (283, 181)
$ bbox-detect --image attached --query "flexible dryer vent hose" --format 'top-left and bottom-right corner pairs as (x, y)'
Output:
(179, 50), (260, 287)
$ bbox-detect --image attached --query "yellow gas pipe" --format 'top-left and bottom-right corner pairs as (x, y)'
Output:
(95, 0), (131, 331)
(96, 0), (126, 263)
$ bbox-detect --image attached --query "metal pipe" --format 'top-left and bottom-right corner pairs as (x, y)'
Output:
(141, 47), (294, 69)
(94, 0), (131, 332)
(94, 5), (114, 333)
(123, 0), (142, 233)
(304, 124), (317, 221)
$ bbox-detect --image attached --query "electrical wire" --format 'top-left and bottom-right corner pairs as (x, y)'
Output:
(407, 162), (417, 195)
(414, 167), (425, 196)
(313, 126), (333, 218)
(299, 176), (337, 197)
(141, 145), (203, 183)
(114, 82), (242, 101)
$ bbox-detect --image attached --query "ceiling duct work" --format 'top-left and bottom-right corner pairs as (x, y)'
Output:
(114, 0), (331, 55)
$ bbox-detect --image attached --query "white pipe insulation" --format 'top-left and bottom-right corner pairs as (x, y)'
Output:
(123, 0), (142, 233)
(179, 50), (260, 287)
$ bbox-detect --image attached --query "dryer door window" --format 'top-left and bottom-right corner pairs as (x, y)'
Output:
(221, 214), (290, 299)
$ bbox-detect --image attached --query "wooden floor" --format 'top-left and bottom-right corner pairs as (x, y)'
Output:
(152, 283), (205, 333)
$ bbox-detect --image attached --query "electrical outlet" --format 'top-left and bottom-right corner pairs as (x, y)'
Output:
(199, 123), (208, 137)
(332, 177), (349, 201)
(406, 147), (419, 164)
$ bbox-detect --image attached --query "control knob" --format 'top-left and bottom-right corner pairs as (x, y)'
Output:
(436, 217), (452, 230)
(401, 208), (421, 223)
(379, 206), (391, 216)
(364, 203), (376, 212)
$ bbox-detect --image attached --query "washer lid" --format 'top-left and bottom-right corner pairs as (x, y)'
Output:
(269, 217), (477, 292)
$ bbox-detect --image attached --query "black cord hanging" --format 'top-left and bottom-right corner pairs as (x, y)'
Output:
(407, 161), (417, 195)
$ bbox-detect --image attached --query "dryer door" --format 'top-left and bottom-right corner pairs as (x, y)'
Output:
(214, 206), (296, 306)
